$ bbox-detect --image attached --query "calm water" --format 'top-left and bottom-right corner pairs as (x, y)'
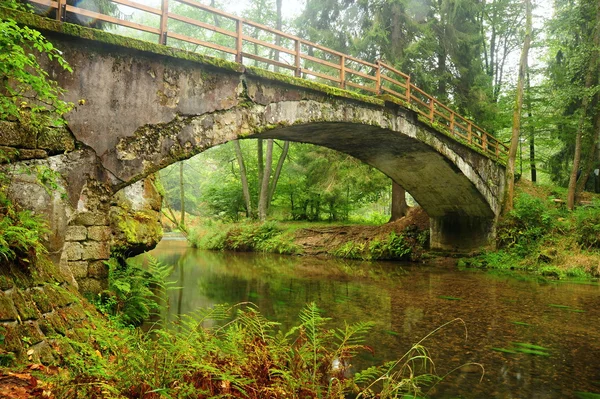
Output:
(139, 237), (600, 398)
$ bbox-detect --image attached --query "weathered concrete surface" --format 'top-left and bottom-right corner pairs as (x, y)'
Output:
(4, 10), (506, 255)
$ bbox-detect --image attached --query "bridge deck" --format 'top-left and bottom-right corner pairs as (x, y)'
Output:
(25, 0), (508, 161)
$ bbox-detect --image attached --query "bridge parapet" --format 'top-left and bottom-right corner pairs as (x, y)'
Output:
(21, 0), (508, 161)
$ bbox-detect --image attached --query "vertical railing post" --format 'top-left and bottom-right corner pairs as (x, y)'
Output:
(406, 75), (411, 102)
(482, 132), (488, 153)
(295, 39), (301, 77)
(236, 19), (243, 63)
(375, 60), (381, 95)
(57, 0), (66, 21)
(159, 0), (168, 45)
(450, 112), (455, 135)
(340, 55), (346, 89)
(429, 98), (434, 121)
(467, 123), (472, 144)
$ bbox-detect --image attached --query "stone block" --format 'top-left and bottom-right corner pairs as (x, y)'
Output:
(37, 126), (76, 153)
(9, 289), (41, 321)
(68, 261), (89, 279)
(17, 149), (47, 160)
(77, 278), (107, 296)
(65, 226), (87, 241)
(0, 292), (19, 321)
(43, 312), (67, 336)
(87, 261), (109, 279)
(72, 212), (108, 226)
(63, 242), (83, 261)
(87, 226), (111, 241)
(0, 275), (14, 291)
(20, 321), (45, 346)
(30, 287), (53, 314)
(0, 121), (36, 148)
(43, 284), (74, 308)
(82, 242), (110, 260)
(1, 323), (24, 353)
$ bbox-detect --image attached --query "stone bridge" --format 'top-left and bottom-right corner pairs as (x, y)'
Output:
(2, 10), (506, 292)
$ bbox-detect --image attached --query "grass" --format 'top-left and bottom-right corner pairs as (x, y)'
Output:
(459, 181), (600, 280)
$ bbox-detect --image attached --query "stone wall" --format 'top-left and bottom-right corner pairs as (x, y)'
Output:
(1, 120), (163, 295)
(0, 259), (91, 364)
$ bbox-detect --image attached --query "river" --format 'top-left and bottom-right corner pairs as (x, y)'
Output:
(138, 235), (600, 398)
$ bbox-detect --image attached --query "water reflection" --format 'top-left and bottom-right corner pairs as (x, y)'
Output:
(136, 239), (600, 398)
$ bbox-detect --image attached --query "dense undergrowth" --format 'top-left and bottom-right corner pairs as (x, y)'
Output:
(188, 219), (428, 261)
(40, 256), (463, 399)
(461, 183), (600, 279)
(47, 299), (451, 399)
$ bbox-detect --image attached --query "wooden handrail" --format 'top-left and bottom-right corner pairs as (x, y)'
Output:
(26, 0), (508, 161)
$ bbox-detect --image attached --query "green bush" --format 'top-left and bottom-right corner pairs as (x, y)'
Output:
(498, 193), (556, 255)
(574, 203), (600, 248)
(52, 303), (452, 399)
(0, 191), (49, 263)
(94, 257), (173, 327)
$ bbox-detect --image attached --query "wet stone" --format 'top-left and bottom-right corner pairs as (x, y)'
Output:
(64, 242), (83, 261)
(69, 261), (89, 279)
(77, 278), (107, 296)
(0, 292), (19, 321)
(87, 261), (108, 279)
(87, 226), (111, 241)
(1, 323), (24, 353)
(82, 242), (110, 261)
(31, 287), (53, 314)
(65, 226), (87, 241)
(20, 321), (45, 346)
(43, 284), (74, 308)
(0, 276), (14, 291)
(10, 289), (41, 321)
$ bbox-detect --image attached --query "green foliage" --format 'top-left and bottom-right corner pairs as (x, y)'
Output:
(93, 256), (173, 327)
(191, 221), (301, 255)
(333, 232), (413, 260)
(51, 302), (457, 398)
(573, 203), (600, 248)
(0, 185), (48, 262)
(498, 193), (556, 255)
(0, 1), (73, 127)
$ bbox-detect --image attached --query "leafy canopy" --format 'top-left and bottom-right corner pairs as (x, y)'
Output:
(0, 1), (73, 127)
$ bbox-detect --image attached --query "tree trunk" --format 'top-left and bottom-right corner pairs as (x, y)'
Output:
(258, 139), (274, 221)
(268, 140), (289, 205)
(234, 140), (253, 218)
(503, 0), (531, 214)
(526, 72), (536, 183)
(257, 139), (264, 197)
(573, 2), (600, 203)
(389, 181), (408, 222)
(179, 161), (185, 229)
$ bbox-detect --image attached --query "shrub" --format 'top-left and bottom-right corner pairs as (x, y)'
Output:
(574, 203), (600, 248)
(93, 256), (173, 327)
(498, 193), (555, 255)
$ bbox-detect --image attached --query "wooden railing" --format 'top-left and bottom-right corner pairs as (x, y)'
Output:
(27, 0), (508, 161)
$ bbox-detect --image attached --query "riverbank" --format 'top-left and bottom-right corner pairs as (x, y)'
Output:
(185, 180), (600, 280)
(187, 206), (431, 261)
(463, 181), (600, 280)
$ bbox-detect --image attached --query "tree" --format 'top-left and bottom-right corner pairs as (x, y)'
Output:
(1, 1), (73, 127)
(546, 0), (600, 207)
(503, 0), (531, 213)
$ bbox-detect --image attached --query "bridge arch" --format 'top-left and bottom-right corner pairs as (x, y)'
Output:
(110, 98), (503, 251)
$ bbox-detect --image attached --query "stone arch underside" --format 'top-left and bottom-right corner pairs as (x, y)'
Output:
(108, 100), (503, 251)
